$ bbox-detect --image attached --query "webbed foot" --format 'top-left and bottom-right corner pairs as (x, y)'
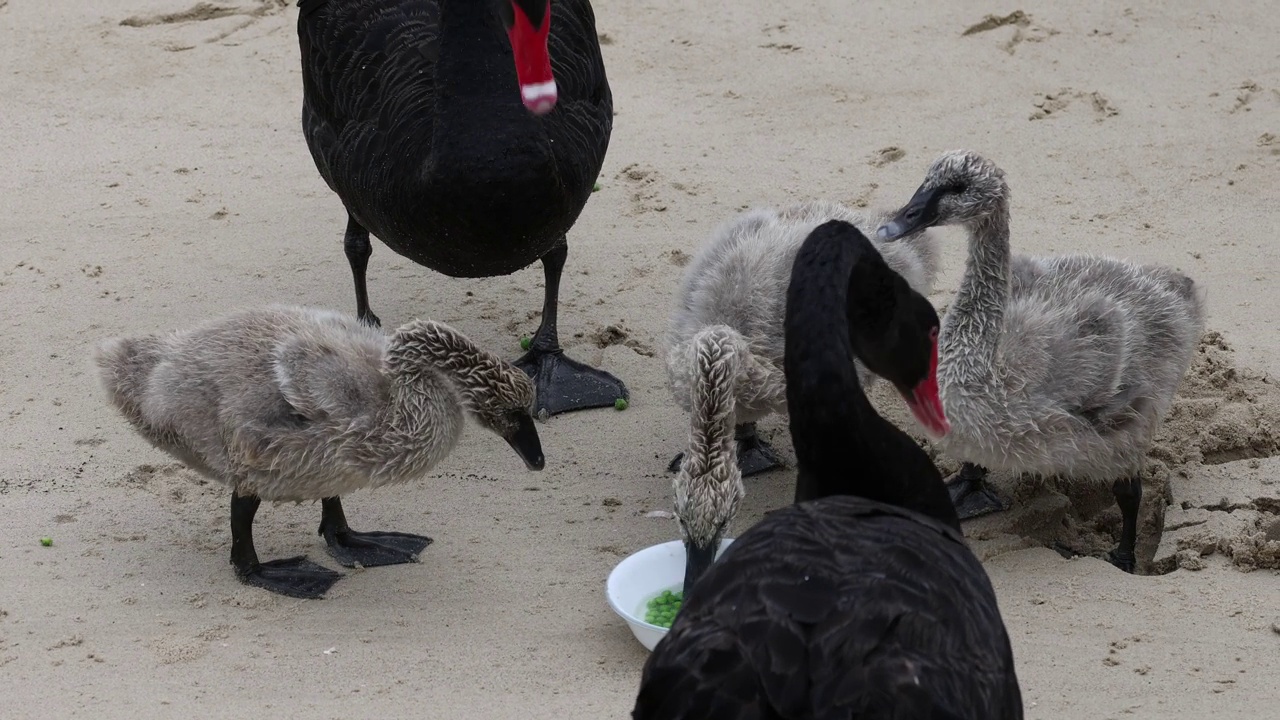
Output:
(515, 349), (628, 417)
(237, 555), (343, 599)
(319, 496), (433, 568)
(946, 463), (1011, 520)
(322, 529), (434, 568)
(1107, 548), (1137, 574)
(1051, 543), (1137, 574)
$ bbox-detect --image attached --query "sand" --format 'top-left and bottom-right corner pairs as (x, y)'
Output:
(1, 0), (1278, 717)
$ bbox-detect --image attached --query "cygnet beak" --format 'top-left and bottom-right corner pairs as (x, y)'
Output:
(879, 185), (942, 241)
(877, 221), (906, 240)
(504, 412), (545, 470)
(682, 539), (720, 598)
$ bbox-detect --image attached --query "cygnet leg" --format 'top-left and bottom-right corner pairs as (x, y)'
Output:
(230, 492), (342, 599)
(666, 422), (784, 477)
(319, 496), (433, 568)
(945, 463), (1011, 520)
(1107, 477), (1142, 573)
(734, 422), (784, 476)
(514, 238), (629, 417)
(344, 214), (380, 328)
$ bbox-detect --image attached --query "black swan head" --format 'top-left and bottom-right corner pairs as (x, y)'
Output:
(844, 238), (949, 438)
(499, 0), (558, 114)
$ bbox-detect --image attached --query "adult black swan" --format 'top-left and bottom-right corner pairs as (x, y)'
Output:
(633, 221), (1023, 720)
(297, 0), (625, 416)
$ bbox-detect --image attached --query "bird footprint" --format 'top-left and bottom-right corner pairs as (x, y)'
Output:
(1029, 88), (1119, 122)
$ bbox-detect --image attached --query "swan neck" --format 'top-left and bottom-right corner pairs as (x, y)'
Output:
(784, 240), (884, 500)
(783, 228), (956, 530)
(363, 364), (463, 467)
(435, 1), (523, 109)
(944, 208), (1012, 380)
(686, 355), (738, 478)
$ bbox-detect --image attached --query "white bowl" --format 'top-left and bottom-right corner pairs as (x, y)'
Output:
(605, 538), (734, 651)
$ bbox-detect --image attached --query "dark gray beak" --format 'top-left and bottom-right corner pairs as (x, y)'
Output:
(682, 539), (719, 598)
(877, 185), (942, 241)
(504, 412), (545, 470)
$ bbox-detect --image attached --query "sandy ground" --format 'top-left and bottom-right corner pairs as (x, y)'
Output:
(1, 0), (1278, 717)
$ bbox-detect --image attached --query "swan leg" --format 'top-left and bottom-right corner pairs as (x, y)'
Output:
(666, 423), (784, 476)
(343, 214), (380, 327)
(230, 492), (342, 599)
(318, 496), (433, 568)
(734, 422), (784, 476)
(514, 239), (629, 417)
(1107, 477), (1141, 573)
(945, 463), (1011, 520)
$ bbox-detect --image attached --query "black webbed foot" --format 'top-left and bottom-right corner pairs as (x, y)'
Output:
(1051, 543), (1137, 574)
(1106, 548), (1137, 573)
(236, 555), (343, 599)
(945, 463), (1011, 520)
(734, 426), (784, 477)
(319, 496), (433, 569)
(515, 350), (628, 417)
(323, 529), (434, 568)
(230, 492), (342, 599)
(667, 423), (784, 477)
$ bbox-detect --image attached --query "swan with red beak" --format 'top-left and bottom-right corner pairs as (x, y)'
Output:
(298, 0), (625, 419)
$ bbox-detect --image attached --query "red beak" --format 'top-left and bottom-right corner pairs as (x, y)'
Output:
(507, 1), (557, 115)
(901, 329), (949, 438)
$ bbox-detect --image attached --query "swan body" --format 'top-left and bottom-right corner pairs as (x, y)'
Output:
(95, 305), (544, 597)
(636, 220), (1022, 719)
(297, 0), (626, 417)
(665, 200), (940, 475)
(878, 150), (1207, 570)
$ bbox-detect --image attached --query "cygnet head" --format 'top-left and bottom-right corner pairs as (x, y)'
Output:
(877, 150), (1008, 239)
(388, 319), (544, 470)
(845, 242), (949, 438)
(672, 326), (746, 597)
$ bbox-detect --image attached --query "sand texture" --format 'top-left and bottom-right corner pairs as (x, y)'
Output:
(2, 1), (1279, 718)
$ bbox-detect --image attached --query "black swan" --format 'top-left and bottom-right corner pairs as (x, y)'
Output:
(297, 0), (625, 417)
(633, 221), (1023, 719)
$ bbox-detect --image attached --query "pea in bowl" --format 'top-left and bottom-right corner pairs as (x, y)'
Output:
(605, 538), (734, 651)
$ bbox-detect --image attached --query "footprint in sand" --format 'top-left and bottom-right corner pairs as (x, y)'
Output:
(868, 146), (905, 168)
(1029, 88), (1119, 122)
(961, 10), (1058, 54)
(616, 163), (665, 214)
(1228, 80), (1280, 114)
(1259, 133), (1280, 157)
(118, 0), (289, 47)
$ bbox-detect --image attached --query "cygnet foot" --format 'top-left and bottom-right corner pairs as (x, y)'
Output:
(1052, 543), (1138, 574)
(319, 496), (433, 568)
(237, 556), (343, 599)
(1107, 548), (1137, 574)
(735, 422), (784, 476)
(667, 422), (784, 477)
(946, 463), (1010, 520)
(323, 529), (434, 568)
